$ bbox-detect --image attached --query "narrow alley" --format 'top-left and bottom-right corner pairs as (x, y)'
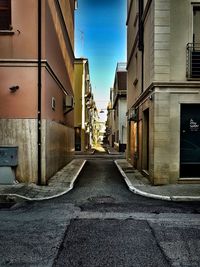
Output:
(50, 150), (200, 267)
(1, 149), (199, 266)
(0, 0), (200, 266)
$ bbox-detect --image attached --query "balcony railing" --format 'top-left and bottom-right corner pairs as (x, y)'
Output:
(187, 43), (200, 79)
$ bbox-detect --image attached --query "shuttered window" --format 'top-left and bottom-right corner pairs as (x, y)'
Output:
(0, 0), (11, 30)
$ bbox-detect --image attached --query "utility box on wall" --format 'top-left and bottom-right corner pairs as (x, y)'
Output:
(0, 146), (18, 166)
(0, 146), (18, 184)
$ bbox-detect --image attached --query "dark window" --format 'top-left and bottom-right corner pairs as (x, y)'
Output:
(193, 6), (200, 43)
(0, 0), (11, 30)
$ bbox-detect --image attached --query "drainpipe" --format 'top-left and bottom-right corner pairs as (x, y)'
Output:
(37, 0), (42, 185)
(138, 0), (144, 92)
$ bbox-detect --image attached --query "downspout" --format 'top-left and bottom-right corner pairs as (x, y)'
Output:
(139, 0), (144, 92)
(37, 0), (42, 185)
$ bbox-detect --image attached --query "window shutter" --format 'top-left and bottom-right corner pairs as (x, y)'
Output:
(0, 0), (11, 30)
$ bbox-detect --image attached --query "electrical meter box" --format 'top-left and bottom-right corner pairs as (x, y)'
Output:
(0, 146), (18, 166)
(0, 146), (18, 184)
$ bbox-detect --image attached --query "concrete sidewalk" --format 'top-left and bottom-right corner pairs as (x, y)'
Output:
(75, 148), (95, 155)
(104, 145), (125, 156)
(0, 159), (86, 201)
(115, 159), (200, 201)
(1, 157), (200, 202)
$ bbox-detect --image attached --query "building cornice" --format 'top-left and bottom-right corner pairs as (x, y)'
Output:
(132, 81), (200, 109)
(152, 81), (200, 88)
(0, 59), (72, 96)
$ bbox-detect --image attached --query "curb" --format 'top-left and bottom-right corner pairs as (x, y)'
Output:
(114, 160), (200, 202)
(0, 160), (87, 202)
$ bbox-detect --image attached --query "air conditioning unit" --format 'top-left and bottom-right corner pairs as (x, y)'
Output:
(64, 95), (74, 113)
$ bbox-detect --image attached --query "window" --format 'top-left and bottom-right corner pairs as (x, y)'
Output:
(193, 6), (200, 43)
(0, 0), (11, 30)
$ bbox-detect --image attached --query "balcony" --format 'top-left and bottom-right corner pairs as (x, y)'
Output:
(116, 62), (127, 72)
(187, 43), (200, 79)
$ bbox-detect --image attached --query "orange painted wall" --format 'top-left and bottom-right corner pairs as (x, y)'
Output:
(0, 0), (74, 124)
(0, 66), (38, 118)
(0, 0), (75, 183)
(0, 0), (38, 59)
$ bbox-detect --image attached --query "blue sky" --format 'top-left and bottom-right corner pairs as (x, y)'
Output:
(75, 0), (127, 115)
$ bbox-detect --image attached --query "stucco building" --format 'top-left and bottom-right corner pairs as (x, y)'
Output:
(0, 0), (77, 184)
(112, 63), (127, 152)
(106, 96), (115, 147)
(127, 0), (200, 185)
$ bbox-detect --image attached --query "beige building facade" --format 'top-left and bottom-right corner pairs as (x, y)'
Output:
(106, 95), (115, 147)
(112, 63), (127, 152)
(0, 0), (76, 184)
(127, 0), (200, 185)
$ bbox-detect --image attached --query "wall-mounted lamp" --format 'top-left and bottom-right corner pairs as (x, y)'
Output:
(9, 85), (19, 92)
(149, 94), (153, 101)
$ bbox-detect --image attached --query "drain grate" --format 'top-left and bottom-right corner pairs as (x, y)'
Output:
(88, 196), (115, 204)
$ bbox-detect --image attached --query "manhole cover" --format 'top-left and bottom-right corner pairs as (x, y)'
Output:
(88, 196), (115, 204)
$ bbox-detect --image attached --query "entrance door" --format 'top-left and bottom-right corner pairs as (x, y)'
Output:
(180, 104), (200, 178)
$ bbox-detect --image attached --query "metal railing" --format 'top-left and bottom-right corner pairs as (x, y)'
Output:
(187, 43), (200, 79)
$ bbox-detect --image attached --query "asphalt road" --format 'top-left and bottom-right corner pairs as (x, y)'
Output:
(52, 158), (200, 214)
(0, 154), (200, 266)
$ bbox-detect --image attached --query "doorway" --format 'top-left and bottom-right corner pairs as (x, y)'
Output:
(180, 104), (200, 178)
(75, 127), (81, 151)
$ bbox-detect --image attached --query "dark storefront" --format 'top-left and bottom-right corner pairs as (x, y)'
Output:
(180, 104), (200, 178)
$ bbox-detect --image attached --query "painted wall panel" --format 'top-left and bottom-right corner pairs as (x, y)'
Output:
(0, 119), (38, 183)
(0, 67), (38, 118)
(43, 120), (74, 181)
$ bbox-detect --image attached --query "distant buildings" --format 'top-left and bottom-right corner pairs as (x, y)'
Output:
(74, 58), (97, 151)
(106, 97), (115, 147)
(127, 0), (200, 184)
(107, 63), (127, 152)
(0, 0), (76, 184)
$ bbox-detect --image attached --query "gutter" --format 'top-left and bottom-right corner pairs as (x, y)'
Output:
(37, 0), (42, 185)
(138, 0), (144, 93)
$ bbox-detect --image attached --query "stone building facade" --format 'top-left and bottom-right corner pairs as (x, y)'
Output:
(127, 0), (200, 184)
(112, 63), (127, 152)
